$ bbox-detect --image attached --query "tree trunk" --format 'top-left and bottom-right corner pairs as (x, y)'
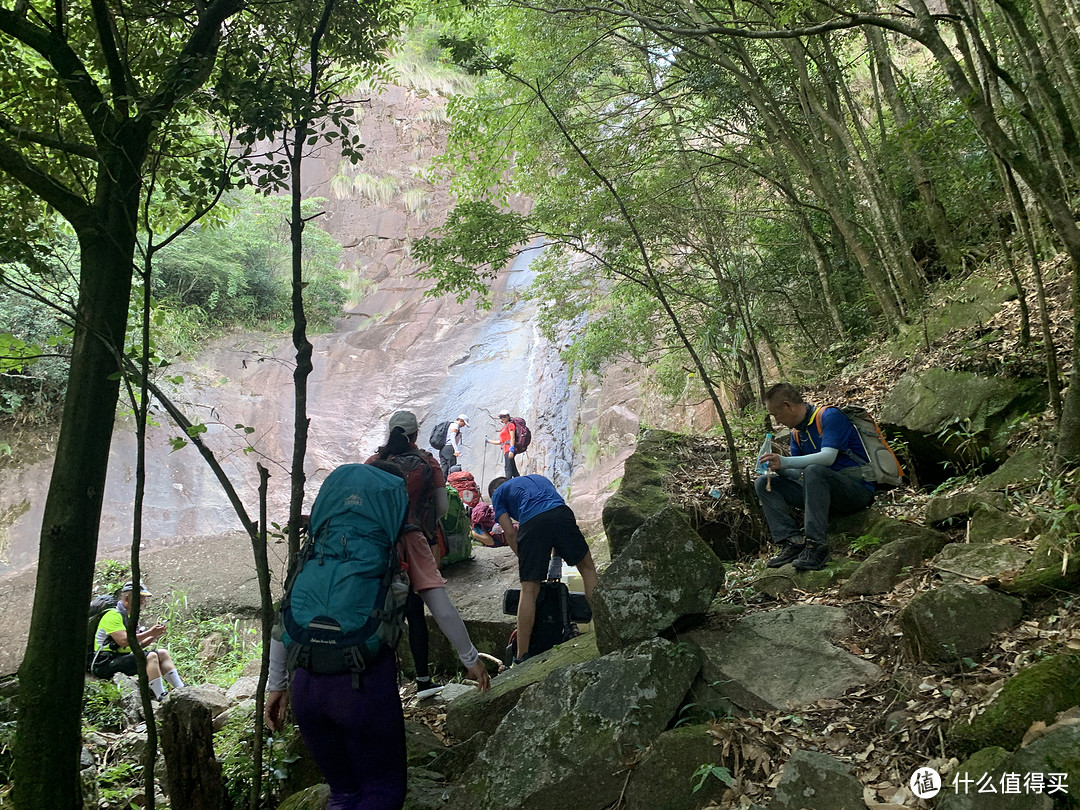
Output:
(717, 40), (905, 327)
(288, 127), (313, 563)
(160, 691), (227, 810)
(999, 163), (1060, 413)
(866, 27), (960, 275)
(15, 210), (137, 809)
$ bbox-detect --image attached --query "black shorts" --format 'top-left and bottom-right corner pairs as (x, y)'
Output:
(90, 652), (138, 679)
(517, 505), (589, 582)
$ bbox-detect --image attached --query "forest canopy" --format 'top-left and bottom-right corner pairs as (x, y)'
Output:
(419, 0), (1080, 463)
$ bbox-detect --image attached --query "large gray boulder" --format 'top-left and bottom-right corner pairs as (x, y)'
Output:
(601, 429), (692, 556)
(449, 638), (701, 810)
(444, 634), (600, 740)
(932, 543), (1032, 585)
(926, 490), (1009, 527)
(622, 724), (728, 810)
(770, 750), (865, 810)
(685, 605), (882, 713)
(592, 506), (725, 654)
(880, 368), (1045, 484)
(839, 521), (949, 596)
(967, 506), (1034, 543)
(899, 584), (1023, 663)
(976, 446), (1045, 492)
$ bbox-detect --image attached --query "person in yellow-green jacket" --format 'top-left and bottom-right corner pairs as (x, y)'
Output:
(89, 581), (185, 701)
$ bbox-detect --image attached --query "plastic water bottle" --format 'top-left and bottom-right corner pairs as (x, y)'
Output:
(756, 432), (774, 475)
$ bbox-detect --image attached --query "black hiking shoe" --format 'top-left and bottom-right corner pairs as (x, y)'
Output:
(792, 543), (830, 571)
(766, 539), (805, 568)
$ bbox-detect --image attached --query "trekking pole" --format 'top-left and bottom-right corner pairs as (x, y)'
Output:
(480, 437), (488, 493)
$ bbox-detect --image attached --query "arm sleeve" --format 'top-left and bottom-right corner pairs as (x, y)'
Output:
(780, 447), (839, 469)
(450, 426), (462, 452)
(268, 638), (289, 692)
(419, 587), (479, 669)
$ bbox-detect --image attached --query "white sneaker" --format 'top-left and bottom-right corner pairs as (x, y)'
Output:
(415, 679), (445, 700)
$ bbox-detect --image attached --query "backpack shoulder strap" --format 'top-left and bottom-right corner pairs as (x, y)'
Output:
(792, 405), (827, 447)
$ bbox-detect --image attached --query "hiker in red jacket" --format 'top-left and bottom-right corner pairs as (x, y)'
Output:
(487, 410), (519, 478)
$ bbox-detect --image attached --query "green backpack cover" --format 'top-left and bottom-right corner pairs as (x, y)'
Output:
(440, 484), (473, 565)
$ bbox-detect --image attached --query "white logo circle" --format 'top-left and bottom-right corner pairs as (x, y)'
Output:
(910, 766), (942, 799)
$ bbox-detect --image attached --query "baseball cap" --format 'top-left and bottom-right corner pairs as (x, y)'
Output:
(497, 410), (510, 418)
(121, 581), (152, 596)
(387, 410), (419, 440)
(457, 413), (470, 426)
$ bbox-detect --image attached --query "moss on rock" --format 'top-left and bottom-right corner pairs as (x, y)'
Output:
(898, 584), (1022, 663)
(1002, 528), (1080, 596)
(623, 724), (729, 810)
(947, 653), (1080, 756)
(601, 429), (691, 556)
(444, 634), (600, 740)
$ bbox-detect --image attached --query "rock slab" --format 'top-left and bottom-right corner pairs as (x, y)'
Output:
(771, 749), (866, 810)
(686, 605), (882, 713)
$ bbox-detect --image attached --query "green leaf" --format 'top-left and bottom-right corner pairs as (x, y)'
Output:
(691, 764), (734, 793)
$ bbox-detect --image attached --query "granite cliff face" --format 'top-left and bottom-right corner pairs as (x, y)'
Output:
(0, 81), (645, 574)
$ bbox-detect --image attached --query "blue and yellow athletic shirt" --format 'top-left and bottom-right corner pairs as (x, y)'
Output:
(790, 405), (869, 474)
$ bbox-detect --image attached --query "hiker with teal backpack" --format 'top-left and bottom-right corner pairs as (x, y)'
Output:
(756, 382), (902, 572)
(367, 411), (451, 698)
(264, 461), (489, 810)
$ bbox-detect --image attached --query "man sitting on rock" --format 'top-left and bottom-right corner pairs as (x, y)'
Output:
(489, 474), (598, 663)
(89, 581), (185, 700)
(756, 382), (874, 571)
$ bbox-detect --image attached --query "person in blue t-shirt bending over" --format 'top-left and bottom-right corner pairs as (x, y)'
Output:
(756, 382), (874, 571)
(489, 474), (598, 663)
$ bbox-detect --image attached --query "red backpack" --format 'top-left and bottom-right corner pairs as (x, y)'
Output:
(389, 450), (438, 540)
(447, 470), (481, 508)
(510, 417), (532, 452)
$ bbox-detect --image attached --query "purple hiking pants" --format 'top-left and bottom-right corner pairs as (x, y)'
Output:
(291, 650), (406, 810)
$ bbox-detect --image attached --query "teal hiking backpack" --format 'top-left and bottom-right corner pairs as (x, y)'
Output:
(279, 464), (411, 681)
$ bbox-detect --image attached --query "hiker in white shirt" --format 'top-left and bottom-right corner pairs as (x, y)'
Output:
(439, 413), (469, 478)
